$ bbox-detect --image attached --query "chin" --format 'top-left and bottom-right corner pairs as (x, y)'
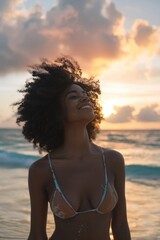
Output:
(82, 113), (95, 123)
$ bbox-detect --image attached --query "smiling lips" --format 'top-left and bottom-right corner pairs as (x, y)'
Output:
(79, 104), (92, 110)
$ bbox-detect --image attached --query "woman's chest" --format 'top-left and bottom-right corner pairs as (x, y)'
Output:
(47, 157), (107, 210)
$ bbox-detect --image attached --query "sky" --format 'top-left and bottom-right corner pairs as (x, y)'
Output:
(0, 0), (160, 129)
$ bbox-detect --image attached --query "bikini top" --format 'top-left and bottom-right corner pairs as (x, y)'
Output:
(48, 148), (118, 219)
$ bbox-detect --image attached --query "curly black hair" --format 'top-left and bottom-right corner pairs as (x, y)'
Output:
(13, 56), (103, 153)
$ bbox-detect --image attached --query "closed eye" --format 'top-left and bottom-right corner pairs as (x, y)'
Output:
(68, 95), (78, 99)
(65, 90), (88, 100)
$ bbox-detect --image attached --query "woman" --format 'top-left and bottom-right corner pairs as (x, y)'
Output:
(14, 56), (131, 240)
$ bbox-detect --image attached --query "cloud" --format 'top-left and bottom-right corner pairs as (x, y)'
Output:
(101, 0), (124, 34)
(128, 19), (160, 57)
(0, 0), (26, 21)
(136, 105), (160, 122)
(105, 104), (160, 123)
(132, 20), (159, 47)
(0, 0), (159, 76)
(0, 0), (23, 13)
(106, 105), (135, 123)
(0, 0), (125, 76)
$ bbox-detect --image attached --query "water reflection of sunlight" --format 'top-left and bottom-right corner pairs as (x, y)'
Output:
(126, 180), (160, 239)
(47, 207), (55, 236)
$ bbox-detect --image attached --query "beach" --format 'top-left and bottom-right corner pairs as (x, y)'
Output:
(0, 128), (160, 239)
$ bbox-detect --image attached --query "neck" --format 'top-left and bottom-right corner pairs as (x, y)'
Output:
(63, 122), (91, 158)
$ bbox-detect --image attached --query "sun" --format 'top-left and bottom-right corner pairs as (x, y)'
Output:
(99, 98), (115, 118)
(102, 103), (114, 117)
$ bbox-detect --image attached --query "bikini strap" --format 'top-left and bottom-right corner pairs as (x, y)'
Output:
(48, 152), (61, 191)
(48, 152), (77, 213)
(101, 147), (108, 185)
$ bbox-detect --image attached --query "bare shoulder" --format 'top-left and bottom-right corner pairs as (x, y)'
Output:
(103, 148), (124, 163)
(29, 154), (48, 173)
(29, 154), (49, 186)
(93, 144), (125, 168)
(29, 154), (48, 169)
(103, 148), (125, 175)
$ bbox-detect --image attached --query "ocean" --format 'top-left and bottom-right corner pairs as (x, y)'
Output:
(0, 128), (160, 240)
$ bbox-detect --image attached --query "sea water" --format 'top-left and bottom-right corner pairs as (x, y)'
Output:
(0, 128), (160, 239)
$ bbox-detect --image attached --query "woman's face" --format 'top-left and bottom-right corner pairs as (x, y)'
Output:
(61, 84), (95, 124)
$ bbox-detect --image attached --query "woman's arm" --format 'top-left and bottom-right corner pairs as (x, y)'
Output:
(28, 160), (48, 240)
(110, 150), (131, 240)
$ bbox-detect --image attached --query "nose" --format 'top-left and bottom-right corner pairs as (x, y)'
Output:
(79, 95), (89, 102)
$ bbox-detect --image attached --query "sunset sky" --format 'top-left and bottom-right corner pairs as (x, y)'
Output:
(0, 0), (160, 129)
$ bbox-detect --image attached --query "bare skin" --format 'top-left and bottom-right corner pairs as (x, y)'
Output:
(28, 84), (131, 240)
